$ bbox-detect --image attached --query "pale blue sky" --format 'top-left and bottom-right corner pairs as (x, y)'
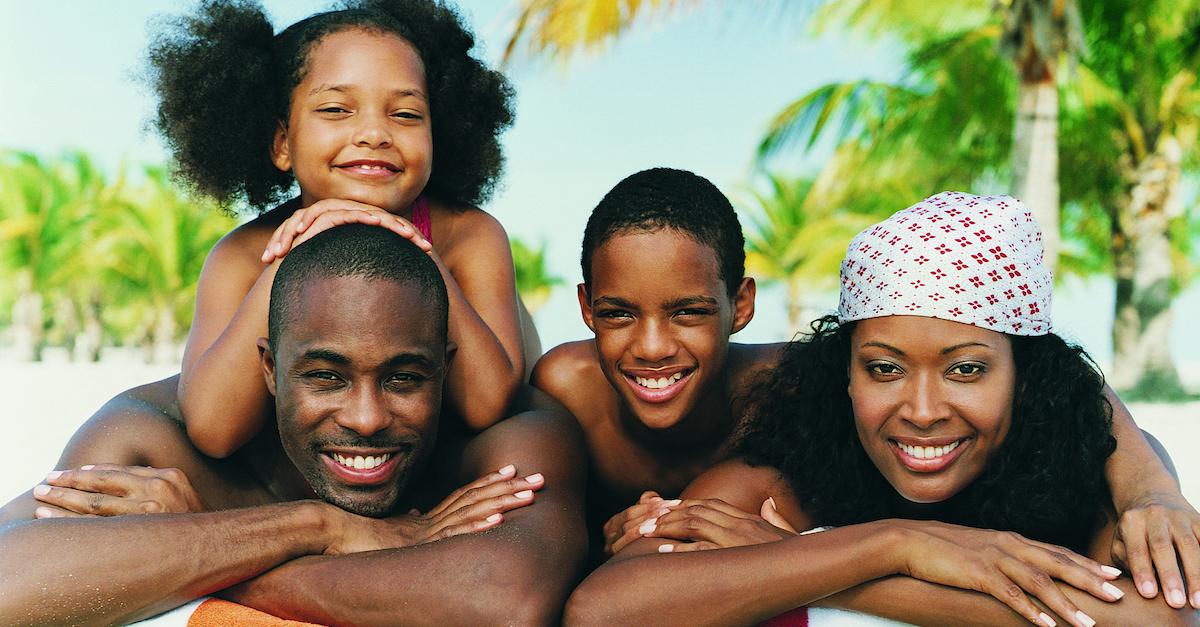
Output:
(2, 0), (1194, 362)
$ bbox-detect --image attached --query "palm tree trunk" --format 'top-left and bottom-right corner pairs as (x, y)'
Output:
(1011, 78), (1060, 269)
(1110, 139), (1185, 396)
(11, 270), (44, 362)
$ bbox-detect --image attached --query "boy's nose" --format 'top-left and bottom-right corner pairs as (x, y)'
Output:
(632, 320), (678, 363)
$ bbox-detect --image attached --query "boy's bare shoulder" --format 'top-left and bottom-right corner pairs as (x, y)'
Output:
(531, 341), (612, 426)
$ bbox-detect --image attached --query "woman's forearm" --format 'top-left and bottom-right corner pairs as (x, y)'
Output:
(564, 521), (902, 626)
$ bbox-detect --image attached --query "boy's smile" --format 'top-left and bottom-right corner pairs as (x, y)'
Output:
(581, 229), (753, 433)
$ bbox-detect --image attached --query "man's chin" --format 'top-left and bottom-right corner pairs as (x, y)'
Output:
(307, 471), (410, 518)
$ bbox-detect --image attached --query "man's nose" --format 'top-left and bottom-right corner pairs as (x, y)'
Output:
(335, 384), (392, 437)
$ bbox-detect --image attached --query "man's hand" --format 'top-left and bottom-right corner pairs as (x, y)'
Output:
(33, 464), (206, 518)
(1111, 489), (1200, 609)
(645, 497), (796, 554)
(326, 464), (545, 555)
(602, 491), (682, 556)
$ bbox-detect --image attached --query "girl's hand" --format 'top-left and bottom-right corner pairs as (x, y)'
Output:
(645, 497), (796, 553)
(261, 198), (433, 263)
(893, 520), (1125, 627)
(324, 464), (544, 555)
(1111, 490), (1200, 609)
(33, 464), (206, 518)
(603, 491), (682, 556)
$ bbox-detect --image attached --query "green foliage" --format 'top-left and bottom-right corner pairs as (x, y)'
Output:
(510, 236), (563, 315)
(0, 151), (236, 360)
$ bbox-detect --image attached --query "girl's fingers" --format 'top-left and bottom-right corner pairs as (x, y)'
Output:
(34, 504), (93, 519)
(659, 540), (719, 553)
(1175, 526), (1200, 608)
(1118, 515), (1158, 598)
(433, 488), (536, 533)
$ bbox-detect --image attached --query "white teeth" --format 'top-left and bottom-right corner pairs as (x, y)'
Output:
(332, 453), (392, 470)
(634, 372), (685, 389)
(897, 440), (961, 460)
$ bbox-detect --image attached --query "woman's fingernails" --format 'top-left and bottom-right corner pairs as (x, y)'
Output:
(1074, 610), (1095, 627)
(1100, 565), (1121, 577)
(33, 485), (50, 496)
(1192, 590), (1200, 608)
(45, 471), (62, 481)
(524, 473), (543, 484)
(34, 506), (57, 519)
(273, 242), (282, 255)
(485, 513), (502, 524)
(1138, 579), (1157, 596)
(663, 499), (682, 506)
(1101, 581), (1124, 600)
(514, 490), (533, 499)
(1037, 612), (1056, 627)
(1167, 588), (1186, 607)
(638, 518), (657, 535)
(497, 464), (515, 477)
(657, 544), (674, 553)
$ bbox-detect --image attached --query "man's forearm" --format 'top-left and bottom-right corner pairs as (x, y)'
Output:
(0, 501), (330, 625)
(1103, 386), (1178, 509)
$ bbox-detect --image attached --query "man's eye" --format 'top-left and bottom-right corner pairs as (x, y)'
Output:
(304, 371), (343, 386)
(385, 373), (425, 388)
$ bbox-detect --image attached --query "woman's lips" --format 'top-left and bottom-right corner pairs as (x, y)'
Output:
(621, 369), (695, 404)
(889, 438), (970, 473)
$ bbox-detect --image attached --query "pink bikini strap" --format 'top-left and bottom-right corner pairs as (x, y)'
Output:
(411, 196), (432, 244)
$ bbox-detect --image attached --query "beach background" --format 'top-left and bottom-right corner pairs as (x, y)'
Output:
(2, 0), (1197, 508)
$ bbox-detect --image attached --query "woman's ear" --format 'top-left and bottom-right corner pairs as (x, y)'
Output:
(270, 122), (292, 172)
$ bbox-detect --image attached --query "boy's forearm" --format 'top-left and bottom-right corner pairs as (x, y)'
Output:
(0, 501), (331, 626)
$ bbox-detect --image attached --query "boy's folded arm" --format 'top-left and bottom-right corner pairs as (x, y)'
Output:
(221, 403), (589, 626)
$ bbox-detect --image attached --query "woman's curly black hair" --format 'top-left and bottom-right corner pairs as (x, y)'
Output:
(147, 0), (514, 212)
(735, 315), (1116, 554)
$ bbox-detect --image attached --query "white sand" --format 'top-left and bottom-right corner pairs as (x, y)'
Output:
(2, 361), (1197, 510)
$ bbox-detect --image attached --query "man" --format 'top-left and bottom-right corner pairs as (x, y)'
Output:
(0, 224), (587, 625)
(533, 168), (1200, 608)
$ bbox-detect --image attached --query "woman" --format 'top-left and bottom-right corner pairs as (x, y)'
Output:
(565, 192), (1197, 626)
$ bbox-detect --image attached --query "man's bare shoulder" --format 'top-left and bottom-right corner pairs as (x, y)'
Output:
(531, 341), (613, 427)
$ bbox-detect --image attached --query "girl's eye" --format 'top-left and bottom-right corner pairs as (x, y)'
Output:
(317, 106), (350, 114)
(391, 111), (423, 120)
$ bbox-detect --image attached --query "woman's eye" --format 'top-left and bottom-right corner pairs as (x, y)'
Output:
(868, 363), (902, 376)
(949, 363), (985, 377)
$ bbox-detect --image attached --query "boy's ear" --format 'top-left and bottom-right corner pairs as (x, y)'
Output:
(731, 277), (756, 334)
(577, 283), (596, 331)
(256, 337), (278, 396)
(270, 122), (292, 173)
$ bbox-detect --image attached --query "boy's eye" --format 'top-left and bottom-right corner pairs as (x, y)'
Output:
(596, 309), (633, 319)
(674, 308), (714, 318)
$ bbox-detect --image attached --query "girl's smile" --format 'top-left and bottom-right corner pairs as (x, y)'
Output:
(271, 28), (433, 215)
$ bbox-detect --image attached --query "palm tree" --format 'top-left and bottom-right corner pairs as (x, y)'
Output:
(511, 236), (564, 315)
(97, 166), (235, 363)
(1055, 0), (1200, 396)
(740, 173), (875, 334)
(0, 151), (114, 361)
(501, 0), (689, 65)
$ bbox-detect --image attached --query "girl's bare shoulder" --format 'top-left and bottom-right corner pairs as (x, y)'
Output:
(426, 199), (508, 256)
(202, 205), (293, 273)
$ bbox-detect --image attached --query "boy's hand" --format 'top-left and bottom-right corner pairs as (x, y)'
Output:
(1111, 489), (1200, 609)
(325, 464), (544, 555)
(33, 464), (206, 518)
(261, 198), (432, 263)
(603, 491), (682, 556)
(646, 497), (795, 554)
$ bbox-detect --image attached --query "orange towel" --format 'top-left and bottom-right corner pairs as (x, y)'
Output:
(187, 598), (327, 627)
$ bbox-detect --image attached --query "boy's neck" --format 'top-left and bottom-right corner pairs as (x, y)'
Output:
(616, 372), (738, 455)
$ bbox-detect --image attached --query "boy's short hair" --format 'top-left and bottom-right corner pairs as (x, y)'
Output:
(580, 168), (745, 297)
(268, 224), (449, 345)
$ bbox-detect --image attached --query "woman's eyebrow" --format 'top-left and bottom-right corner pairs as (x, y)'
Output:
(861, 341), (905, 356)
(941, 342), (990, 355)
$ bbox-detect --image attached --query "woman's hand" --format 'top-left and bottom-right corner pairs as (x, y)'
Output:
(261, 198), (433, 263)
(1111, 489), (1200, 609)
(602, 491), (681, 556)
(892, 520), (1125, 627)
(324, 464), (544, 555)
(644, 497), (797, 553)
(33, 464), (206, 517)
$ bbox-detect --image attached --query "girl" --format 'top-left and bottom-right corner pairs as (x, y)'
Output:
(566, 192), (1197, 626)
(148, 0), (533, 458)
